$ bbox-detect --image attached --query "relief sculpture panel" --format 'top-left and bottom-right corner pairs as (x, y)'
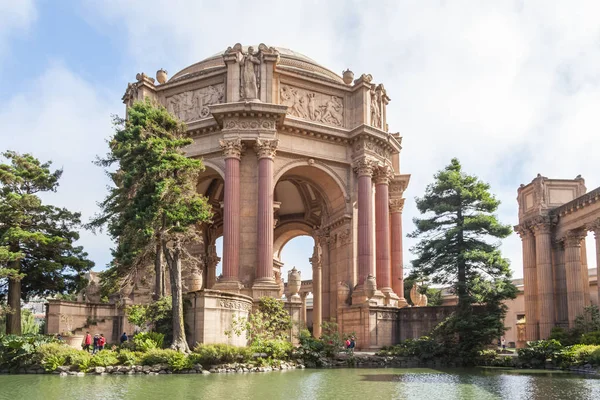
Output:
(166, 84), (225, 122)
(280, 84), (344, 127)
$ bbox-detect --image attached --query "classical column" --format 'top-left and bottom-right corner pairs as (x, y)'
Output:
(564, 229), (587, 327)
(300, 292), (308, 325)
(374, 166), (392, 294)
(310, 240), (323, 338)
(532, 218), (555, 339)
(254, 139), (278, 285)
(517, 225), (539, 341)
(581, 238), (591, 306)
(215, 138), (244, 291)
(206, 244), (220, 289)
(592, 221), (600, 309)
(390, 198), (408, 307)
(354, 158), (376, 288)
(553, 240), (568, 326)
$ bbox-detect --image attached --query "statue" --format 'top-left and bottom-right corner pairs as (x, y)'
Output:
(410, 284), (428, 307)
(370, 85), (381, 128)
(240, 46), (261, 100)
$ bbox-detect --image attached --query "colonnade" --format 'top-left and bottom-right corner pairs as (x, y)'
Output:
(517, 218), (600, 340)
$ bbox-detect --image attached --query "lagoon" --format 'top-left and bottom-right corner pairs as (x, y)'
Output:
(1, 368), (599, 400)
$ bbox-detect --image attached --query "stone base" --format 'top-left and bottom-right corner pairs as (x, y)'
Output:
(284, 297), (302, 345)
(381, 288), (401, 307)
(212, 280), (242, 294)
(184, 289), (253, 348)
(252, 279), (281, 300)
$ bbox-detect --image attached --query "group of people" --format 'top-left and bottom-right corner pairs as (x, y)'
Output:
(82, 331), (129, 354)
(83, 332), (106, 354)
(345, 336), (356, 354)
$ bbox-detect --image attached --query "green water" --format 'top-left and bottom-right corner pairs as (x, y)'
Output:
(0, 368), (599, 400)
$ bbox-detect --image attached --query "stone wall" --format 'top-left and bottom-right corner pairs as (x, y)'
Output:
(398, 306), (456, 341)
(46, 300), (132, 344)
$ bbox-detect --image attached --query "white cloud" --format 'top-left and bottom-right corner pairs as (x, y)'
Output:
(0, 0), (37, 63)
(0, 63), (121, 270)
(83, 0), (600, 277)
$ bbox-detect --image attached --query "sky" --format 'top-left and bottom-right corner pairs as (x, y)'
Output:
(1, 0), (599, 282)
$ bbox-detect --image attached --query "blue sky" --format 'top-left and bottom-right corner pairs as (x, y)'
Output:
(1, 0), (600, 282)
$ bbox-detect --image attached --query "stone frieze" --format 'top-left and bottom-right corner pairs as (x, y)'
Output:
(166, 84), (225, 122)
(280, 84), (344, 127)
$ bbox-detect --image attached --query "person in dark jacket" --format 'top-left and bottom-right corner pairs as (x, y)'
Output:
(120, 332), (128, 344)
(93, 334), (100, 354)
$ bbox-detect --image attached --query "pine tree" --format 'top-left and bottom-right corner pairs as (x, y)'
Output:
(0, 151), (93, 334)
(409, 158), (516, 360)
(90, 99), (212, 352)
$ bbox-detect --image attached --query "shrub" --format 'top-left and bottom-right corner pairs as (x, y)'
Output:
(295, 329), (324, 365)
(555, 344), (600, 367)
(476, 349), (498, 365)
(589, 348), (600, 366)
(192, 344), (253, 366)
(319, 321), (345, 358)
(517, 340), (563, 367)
(90, 350), (119, 367)
(253, 339), (293, 360)
(117, 349), (143, 366)
(69, 351), (92, 372)
(165, 350), (191, 371)
(36, 342), (91, 372)
(580, 331), (600, 345)
(0, 334), (57, 370)
(133, 332), (165, 351)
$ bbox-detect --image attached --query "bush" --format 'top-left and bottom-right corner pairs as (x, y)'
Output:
(133, 332), (165, 351)
(589, 348), (600, 366)
(580, 331), (600, 345)
(517, 340), (563, 367)
(253, 339), (293, 360)
(89, 350), (119, 367)
(117, 349), (143, 366)
(36, 342), (91, 372)
(376, 337), (443, 361)
(555, 344), (600, 368)
(0, 334), (57, 370)
(192, 344), (253, 366)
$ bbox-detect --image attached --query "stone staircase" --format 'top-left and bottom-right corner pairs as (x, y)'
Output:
(73, 318), (113, 337)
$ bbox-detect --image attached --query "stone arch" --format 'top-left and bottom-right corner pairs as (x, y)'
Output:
(200, 160), (225, 179)
(274, 160), (349, 217)
(273, 221), (313, 261)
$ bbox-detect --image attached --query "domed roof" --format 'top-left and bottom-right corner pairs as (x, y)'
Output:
(170, 46), (344, 84)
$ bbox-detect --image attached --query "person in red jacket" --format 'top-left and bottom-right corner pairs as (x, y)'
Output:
(98, 334), (106, 351)
(83, 332), (92, 353)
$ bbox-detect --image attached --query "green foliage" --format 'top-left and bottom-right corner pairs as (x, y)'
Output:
(517, 340), (563, 367)
(133, 332), (165, 351)
(0, 334), (56, 370)
(403, 273), (443, 306)
(294, 329), (325, 365)
(227, 297), (292, 358)
(20, 309), (39, 335)
(117, 349), (143, 366)
(192, 343), (253, 366)
(548, 308), (600, 346)
(125, 297), (172, 341)
(580, 331), (600, 345)
(548, 326), (576, 346)
(589, 348), (600, 366)
(409, 159), (516, 362)
(89, 350), (119, 367)
(554, 344), (600, 368)
(376, 337), (443, 361)
(320, 321), (345, 358)
(0, 151), (94, 334)
(574, 305), (600, 335)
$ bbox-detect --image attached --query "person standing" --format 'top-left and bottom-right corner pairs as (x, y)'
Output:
(99, 334), (106, 351)
(349, 336), (356, 354)
(93, 334), (100, 354)
(501, 336), (506, 351)
(83, 332), (92, 353)
(120, 332), (128, 344)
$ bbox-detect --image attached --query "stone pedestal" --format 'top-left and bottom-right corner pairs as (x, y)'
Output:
(284, 296), (302, 345)
(184, 290), (252, 348)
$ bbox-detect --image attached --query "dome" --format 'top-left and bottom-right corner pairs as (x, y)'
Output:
(169, 45), (344, 84)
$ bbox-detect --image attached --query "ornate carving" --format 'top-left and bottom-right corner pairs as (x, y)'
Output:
(280, 84), (344, 127)
(166, 84), (225, 122)
(564, 229), (586, 248)
(353, 138), (391, 160)
(587, 218), (600, 236)
(353, 158), (377, 177)
(219, 138), (245, 159)
(514, 224), (533, 239)
(374, 165), (393, 185)
(531, 216), (554, 235)
(223, 119), (275, 131)
(254, 138), (279, 159)
(389, 198), (405, 213)
(135, 72), (155, 84)
(219, 299), (252, 311)
(370, 85), (381, 129)
(240, 46), (261, 100)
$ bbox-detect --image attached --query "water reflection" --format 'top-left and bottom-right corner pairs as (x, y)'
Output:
(0, 368), (599, 400)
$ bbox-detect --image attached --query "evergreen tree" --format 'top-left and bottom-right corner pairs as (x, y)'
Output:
(90, 99), (212, 352)
(409, 158), (516, 361)
(0, 151), (93, 334)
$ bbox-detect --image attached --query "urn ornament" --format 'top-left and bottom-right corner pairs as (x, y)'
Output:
(188, 268), (203, 292)
(337, 281), (350, 305)
(342, 69), (354, 85)
(156, 69), (168, 84)
(365, 275), (377, 299)
(287, 267), (301, 297)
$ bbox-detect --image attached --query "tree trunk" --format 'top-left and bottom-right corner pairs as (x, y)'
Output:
(6, 274), (22, 335)
(163, 237), (190, 353)
(456, 207), (467, 310)
(154, 240), (163, 300)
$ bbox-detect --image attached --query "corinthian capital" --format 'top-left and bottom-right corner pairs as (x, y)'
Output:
(254, 138), (279, 159)
(563, 229), (587, 248)
(514, 224), (533, 239)
(587, 218), (600, 237)
(389, 198), (405, 213)
(219, 138), (245, 159)
(353, 158), (377, 177)
(531, 216), (554, 235)
(373, 165), (394, 185)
